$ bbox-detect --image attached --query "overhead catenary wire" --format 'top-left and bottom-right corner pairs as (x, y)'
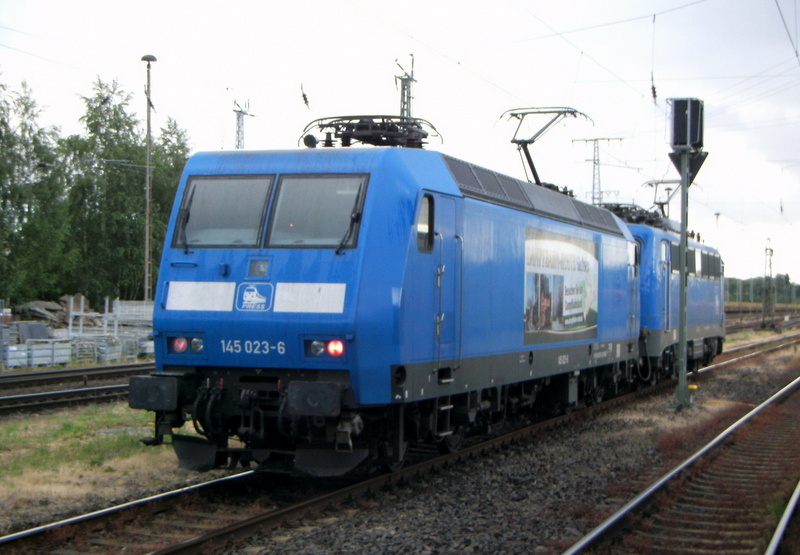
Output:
(774, 0), (800, 67)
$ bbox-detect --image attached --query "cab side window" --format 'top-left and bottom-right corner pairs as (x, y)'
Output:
(630, 240), (641, 277)
(416, 194), (434, 253)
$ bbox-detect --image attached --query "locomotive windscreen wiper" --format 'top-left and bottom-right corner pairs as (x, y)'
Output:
(335, 210), (361, 255)
(335, 182), (365, 255)
(177, 209), (190, 252)
(177, 184), (196, 253)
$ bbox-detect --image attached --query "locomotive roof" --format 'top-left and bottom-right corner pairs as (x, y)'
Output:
(182, 147), (626, 238)
(442, 155), (625, 237)
(599, 203), (681, 233)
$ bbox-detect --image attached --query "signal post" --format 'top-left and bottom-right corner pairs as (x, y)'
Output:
(668, 98), (708, 410)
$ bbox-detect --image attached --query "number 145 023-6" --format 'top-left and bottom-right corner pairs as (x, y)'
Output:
(220, 339), (286, 355)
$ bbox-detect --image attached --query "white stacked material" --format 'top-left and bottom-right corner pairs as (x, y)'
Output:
(28, 339), (71, 366)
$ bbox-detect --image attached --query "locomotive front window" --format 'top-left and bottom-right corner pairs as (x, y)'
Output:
(173, 175), (273, 248)
(267, 175), (368, 248)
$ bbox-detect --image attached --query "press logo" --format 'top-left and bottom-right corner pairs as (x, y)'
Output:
(236, 283), (273, 311)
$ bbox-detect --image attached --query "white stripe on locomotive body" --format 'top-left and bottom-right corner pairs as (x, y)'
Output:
(165, 281), (346, 314)
(166, 281), (236, 311)
(274, 282), (347, 314)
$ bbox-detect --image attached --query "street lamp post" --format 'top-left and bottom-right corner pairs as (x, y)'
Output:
(142, 54), (156, 302)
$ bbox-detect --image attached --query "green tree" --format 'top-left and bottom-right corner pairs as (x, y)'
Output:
(0, 82), (20, 301)
(60, 79), (145, 302)
(60, 79), (190, 304)
(151, 117), (191, 293)
(0, 82), (66, 303)
(0, 78), (191, 306)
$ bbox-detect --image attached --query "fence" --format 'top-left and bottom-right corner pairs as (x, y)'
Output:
(1, 297), (153, 371)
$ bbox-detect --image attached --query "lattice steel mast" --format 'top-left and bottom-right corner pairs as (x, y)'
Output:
(234, 100), (253, 149)
(395, 55), (415, 118)
(573, 137), (622, 205)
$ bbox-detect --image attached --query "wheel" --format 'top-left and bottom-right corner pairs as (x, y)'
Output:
(380, 409), (408, 472)
(380, 439), (408, 473)
(487, 388), (508, 434)
(488, 408), (507, 434)
(437, 426), (466, 454)
(383, 455), (406, 473)
(583, 382), (600, 406)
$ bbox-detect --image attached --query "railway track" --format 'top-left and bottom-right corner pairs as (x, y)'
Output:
(1, 335), (798, 553)
(0, 384), (130, 415)
(0, 362), (153, 414)
(714, 329), (800, 364)
(564, 374), (800, 554)
(725, 315), (800, 332)
(0, 320), (782, 416)
(0, 362), (154, 388)
(0, 472), (267, 554)
(0, 365), (680, 553)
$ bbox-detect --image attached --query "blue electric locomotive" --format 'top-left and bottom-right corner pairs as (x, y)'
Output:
(632, 214), (724, 377)
(130, 117), (645, 476)
(601, 204), (725, 381)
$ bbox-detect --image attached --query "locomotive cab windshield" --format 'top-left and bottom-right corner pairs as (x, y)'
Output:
(267, 174), (367, 249)
(173, 173), (368, 250)
(173, 175), (273, 248)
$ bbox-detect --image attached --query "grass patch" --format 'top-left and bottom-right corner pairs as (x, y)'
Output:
(0, 402), (234, 536)
(767, 493), (789, 519)
(0, 403), (158, 481)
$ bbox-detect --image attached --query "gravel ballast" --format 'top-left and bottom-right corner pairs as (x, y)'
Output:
(227, 348), (800, 554)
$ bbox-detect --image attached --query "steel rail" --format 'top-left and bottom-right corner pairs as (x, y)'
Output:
(151, 380), (680, 553)
(0, 362), (154, 386)
(765, 476), (800, 555)
(562, 372), (800, 554)
(0, 373), (662, 553)
(0, 384), (129, 414)
(701, 334), (800, 369)
(0, 471), (254, 546)
(0, 334), (794, 552)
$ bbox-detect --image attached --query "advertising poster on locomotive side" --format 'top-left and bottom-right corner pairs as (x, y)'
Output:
(524, 228), (598, 345)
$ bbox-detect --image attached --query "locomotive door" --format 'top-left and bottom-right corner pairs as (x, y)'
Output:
(407, 192), (461, 367)
(434, 195), (460, 369)
(661, 240), (671, 328)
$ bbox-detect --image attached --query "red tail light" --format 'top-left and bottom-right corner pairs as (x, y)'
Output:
(326, 340), (345, 357)
(172, 336), (188, 353)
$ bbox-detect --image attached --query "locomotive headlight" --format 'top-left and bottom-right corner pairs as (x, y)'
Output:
(308, 340), (325, 357)
(310, 340), (326, 356)
(190, 337), (204, 353)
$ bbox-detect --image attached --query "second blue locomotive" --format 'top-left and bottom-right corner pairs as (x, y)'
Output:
(130, 118), (724, 476)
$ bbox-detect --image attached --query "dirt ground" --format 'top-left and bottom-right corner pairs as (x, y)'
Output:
(0, 415), (230, 536)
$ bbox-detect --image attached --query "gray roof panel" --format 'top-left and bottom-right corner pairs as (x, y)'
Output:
(442, 154), (623, 236)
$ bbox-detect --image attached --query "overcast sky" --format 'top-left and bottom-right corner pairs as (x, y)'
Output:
(2, 0), (799, 282)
